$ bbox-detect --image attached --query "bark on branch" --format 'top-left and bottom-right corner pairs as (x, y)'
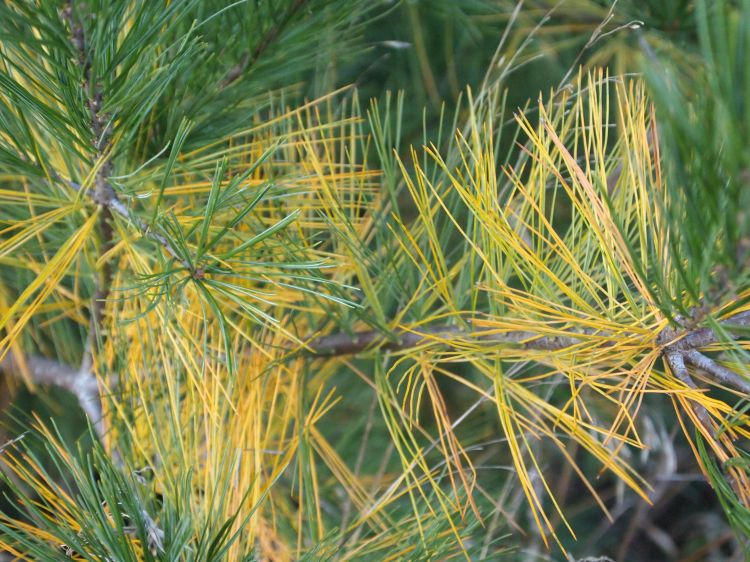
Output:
(57, 3), (110, 444)
(307, 324), (603, 355)
(0, 354), (103, 438)
(308, 311), (750, 357)
(307, 311), (750, 397)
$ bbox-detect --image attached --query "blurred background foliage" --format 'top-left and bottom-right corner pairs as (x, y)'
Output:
(1, 0), (749, 560)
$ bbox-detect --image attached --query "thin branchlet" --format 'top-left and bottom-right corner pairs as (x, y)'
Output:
(220, 0), (310, 87)
(56, 175), (194, 272)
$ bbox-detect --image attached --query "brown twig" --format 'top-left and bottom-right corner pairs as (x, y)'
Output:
(307, 324), (463, 355)
(306, 323), (605, 356)
(306, 312), (750, 411)
(307, 311), (750, 358)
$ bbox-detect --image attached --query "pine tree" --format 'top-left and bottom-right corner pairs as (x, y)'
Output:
(0, 1), (748, 560)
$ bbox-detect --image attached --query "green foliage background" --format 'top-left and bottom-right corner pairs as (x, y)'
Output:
(0, 1), (749, 561)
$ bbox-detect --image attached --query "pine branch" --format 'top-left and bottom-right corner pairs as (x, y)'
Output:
(0, 354), (102, 438)
(62, 176), (193, 272)
(306, 323), (600, 355)
(684, 350), (750, 395)
(62, 5), (113, 330)
(307, 324), (464, 355)
(307, 312), (750, 398)
(308, 311), (750, 357)
(58, 3), (111, 443)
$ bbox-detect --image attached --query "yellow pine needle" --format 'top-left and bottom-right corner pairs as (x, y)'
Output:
(0, 212), (96, 362)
